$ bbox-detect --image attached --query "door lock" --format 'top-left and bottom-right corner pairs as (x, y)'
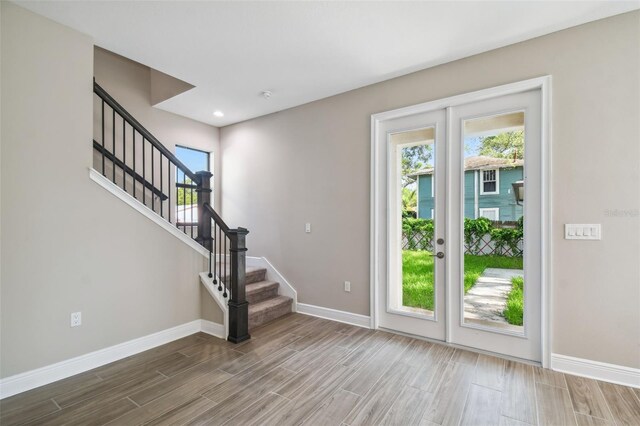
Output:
(436, 238), (445, 245)
(432, 252), (444, 259)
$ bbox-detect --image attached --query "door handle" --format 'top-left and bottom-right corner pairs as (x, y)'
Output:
(432, 252), (444, 259)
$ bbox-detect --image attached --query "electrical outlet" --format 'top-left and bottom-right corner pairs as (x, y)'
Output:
(305, 223), (311, 233)
(70, 312), (82, 327)
(344, 281), (351, 292)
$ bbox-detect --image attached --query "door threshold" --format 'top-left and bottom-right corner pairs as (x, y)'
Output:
(378, 326), (542, 367)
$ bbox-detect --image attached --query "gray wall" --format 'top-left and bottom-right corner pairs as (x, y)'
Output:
(221, 11), (640, 368)
(0, 3), (221, 378)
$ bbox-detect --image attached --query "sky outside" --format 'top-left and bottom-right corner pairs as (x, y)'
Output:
(175, 146), (209, 181)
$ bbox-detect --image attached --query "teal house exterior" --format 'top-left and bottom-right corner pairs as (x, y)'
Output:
(412, 156), (524, 221)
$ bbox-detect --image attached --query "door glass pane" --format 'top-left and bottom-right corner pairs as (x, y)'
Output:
(394, 127), (436, 318)
(462, 111), (524, 333)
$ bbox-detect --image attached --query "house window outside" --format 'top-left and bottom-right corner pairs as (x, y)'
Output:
(479, 207), (500, 221)
(480, 169), (499, 195)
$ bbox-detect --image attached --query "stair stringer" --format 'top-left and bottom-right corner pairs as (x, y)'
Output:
(199, 272), (229, 339)
(246, 256), (297, 312)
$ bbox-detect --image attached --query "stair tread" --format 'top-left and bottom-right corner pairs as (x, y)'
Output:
(246, 280), (279, 293)
(214, 264), (265, 274)
(248, 295), (292, 312)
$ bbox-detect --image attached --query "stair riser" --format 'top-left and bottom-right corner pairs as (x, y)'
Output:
(247, 287), (279, 304)
(246, 269), (267, 284)
(249, 300), (293, 329)
(219, 269), (267, 286)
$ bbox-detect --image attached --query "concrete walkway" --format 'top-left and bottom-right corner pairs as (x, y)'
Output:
(463, 268), (523, 328)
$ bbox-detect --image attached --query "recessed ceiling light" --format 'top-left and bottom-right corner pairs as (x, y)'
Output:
(213, 111), (224, 117)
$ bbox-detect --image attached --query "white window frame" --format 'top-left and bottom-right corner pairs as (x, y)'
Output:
(480, 168), (500, 195)
(479, 207), (500, 221)
(430, 208), (434, 219)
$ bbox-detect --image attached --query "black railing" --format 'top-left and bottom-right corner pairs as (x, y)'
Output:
(195, 171), (250, 343)
(93, 79), (249, 343)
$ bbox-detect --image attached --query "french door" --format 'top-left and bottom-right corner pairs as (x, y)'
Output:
(373, 86), (543, 362)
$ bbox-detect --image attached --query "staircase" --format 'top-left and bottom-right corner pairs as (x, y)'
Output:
(244, 265), (293, 329)
(92, 79), (294, 342)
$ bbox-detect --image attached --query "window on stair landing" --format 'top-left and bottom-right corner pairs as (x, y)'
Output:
(175, 146), (211, 236)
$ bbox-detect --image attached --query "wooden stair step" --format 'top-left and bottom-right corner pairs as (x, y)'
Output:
(246, 280), (280, 304)
(248, 296), (293, 330)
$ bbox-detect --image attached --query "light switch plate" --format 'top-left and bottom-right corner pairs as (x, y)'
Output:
(565, 224), (601, 240)
(305, 223), (311, 233)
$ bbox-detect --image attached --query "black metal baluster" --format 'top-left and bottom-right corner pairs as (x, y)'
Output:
(223, 236), (228, 298)
(167, 160), (171, 223)
(101, 100), (105, 176)
(208, 250), (213, 279)
(142, 137), (146, 205)
(212, 223), (218, 284)
(112, 109), (116, 182)
(151, 145), (155, 212)
(175, 167), (179, 228)
(122, 118), (126, 192)
(160, 155), (163, 219)
(217, 226), (223, 292)
(190, 185), (194, 239)
(132, 129), (136, 199)
(183, 171), (187, 234)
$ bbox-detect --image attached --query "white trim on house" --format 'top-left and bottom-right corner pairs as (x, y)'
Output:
(0, 319), (224, 399)
(296, 303), (371, 328)
(479, 168), (500, 195)
(474, 170), (479, 218)
(431, 174), (434, 197)
(551, 353), (640, 389)
(479, 207), (500, 221)
(371, 76), (552, 367)
(415, 174), (420, 218)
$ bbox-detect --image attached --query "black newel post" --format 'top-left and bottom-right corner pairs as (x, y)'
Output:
(195, 171), (213, 251)
(227, 227), (250, 343)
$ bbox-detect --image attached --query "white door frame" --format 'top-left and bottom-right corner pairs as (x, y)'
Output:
(370, 76), (552, 367)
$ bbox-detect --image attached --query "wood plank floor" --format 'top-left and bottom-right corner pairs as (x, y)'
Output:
(2, 313), (639, 426)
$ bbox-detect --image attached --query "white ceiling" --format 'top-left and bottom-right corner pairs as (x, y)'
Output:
(17, 1), (640, 127)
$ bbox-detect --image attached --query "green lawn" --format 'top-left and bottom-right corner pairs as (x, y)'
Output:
(503, 276), (524, 326)
(402, 250), (523, 313)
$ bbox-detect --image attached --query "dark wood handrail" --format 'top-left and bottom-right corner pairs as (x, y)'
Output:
(203, 203), (231, 234)
(93, 80), (200, 184)
(93, 140), (168, 200)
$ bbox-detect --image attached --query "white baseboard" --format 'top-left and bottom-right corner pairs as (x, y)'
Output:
(297, 303), (371, 329)
(551, 353), (640, 388)
(200, 319), (225, 339)
(0, 319), (224, 399)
